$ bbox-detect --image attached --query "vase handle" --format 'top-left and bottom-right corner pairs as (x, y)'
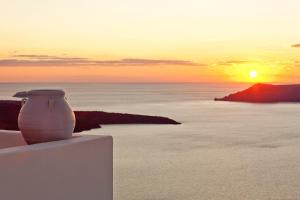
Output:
(48, 99), (55, 111)
(21, 98), (27, 106)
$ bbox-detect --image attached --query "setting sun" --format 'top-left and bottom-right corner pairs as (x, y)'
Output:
(249, 70), (257, 79)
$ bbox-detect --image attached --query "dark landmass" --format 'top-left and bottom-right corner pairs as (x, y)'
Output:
(215, 83), (300, 103)
(0, 100), (180, 133)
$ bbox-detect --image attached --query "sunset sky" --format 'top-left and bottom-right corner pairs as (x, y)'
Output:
(1, 0), (300, 83)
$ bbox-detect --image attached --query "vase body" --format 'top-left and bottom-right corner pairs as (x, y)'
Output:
(18, 90), (76, 144)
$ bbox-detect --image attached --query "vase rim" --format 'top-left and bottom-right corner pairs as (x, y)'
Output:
(28, 89), (65, 97)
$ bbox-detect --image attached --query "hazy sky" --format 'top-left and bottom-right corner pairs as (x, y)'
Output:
(1, 0), (300, 82)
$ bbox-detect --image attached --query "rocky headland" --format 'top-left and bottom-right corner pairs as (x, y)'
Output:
(0, 100), (180, 133)
(215, 83), (300, 103)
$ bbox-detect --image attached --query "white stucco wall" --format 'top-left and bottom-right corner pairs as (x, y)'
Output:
(0, 130), (113, 200)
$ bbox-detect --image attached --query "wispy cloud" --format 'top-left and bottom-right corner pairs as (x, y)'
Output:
(0, 54), (204, 67)
(14, 54), (87, 60)
(291, 44), (300, 48)
(215, 60), (251, 66)
(294, 61), (300, 67)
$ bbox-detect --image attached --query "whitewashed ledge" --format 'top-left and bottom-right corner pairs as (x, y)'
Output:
(0, 130), (113, 200)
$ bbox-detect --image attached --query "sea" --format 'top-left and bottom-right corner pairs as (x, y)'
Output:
(1, 83), (300, 200)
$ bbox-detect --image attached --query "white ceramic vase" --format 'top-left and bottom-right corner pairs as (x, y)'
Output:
(18, 90), (76, 144)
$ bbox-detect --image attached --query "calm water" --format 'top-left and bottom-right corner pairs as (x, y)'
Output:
(1, 83), (300, 200)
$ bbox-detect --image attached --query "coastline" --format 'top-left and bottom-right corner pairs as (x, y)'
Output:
(0, 100), (180, 132)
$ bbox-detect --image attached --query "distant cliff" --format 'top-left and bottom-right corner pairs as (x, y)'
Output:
(0, 100), (180, 132)
(215, 83), (300, 103)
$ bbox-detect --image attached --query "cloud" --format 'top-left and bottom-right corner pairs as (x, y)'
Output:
(0, 55), (204, 67)
(216, 60), (250, 66)
(294, 61), (300, 67)
(291, 44), (300, 48)
(14, 54), (87, 61)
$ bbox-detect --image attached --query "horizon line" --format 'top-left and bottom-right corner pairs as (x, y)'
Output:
(0, 81), (289, 85)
